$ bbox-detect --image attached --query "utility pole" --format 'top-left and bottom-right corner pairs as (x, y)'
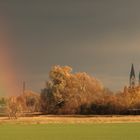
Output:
(23, 81), (26, 94)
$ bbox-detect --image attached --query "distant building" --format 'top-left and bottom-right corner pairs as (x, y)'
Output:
(123, 64), (140, 93)
(130, 64), (136, 88)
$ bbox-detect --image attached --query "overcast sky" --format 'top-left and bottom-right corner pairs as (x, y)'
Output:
(1, 0), (140, 94)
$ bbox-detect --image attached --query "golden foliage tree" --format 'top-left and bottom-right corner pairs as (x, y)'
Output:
(41, 65), (103, 114)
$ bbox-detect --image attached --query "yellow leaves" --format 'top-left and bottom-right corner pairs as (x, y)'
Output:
(117, 86), (140, 109)
(49, 65), (72, 81)
(44, 65), (105, 114)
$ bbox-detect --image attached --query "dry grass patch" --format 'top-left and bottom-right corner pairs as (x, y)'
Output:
(1, 115), (140, 124)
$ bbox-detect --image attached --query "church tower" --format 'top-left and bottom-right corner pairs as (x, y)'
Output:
(130, 64), (136, 88)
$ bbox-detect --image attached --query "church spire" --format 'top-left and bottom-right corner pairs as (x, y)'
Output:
(130, 64), (136, 88)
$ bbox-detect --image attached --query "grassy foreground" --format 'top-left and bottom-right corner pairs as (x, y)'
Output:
(1, 123), (140, 140)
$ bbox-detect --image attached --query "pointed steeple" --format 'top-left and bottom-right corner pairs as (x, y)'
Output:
(130, 64), (135, 79)
(130, 64), (136, 88)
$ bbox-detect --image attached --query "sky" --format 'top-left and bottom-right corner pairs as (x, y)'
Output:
(0, 0), (140, 95)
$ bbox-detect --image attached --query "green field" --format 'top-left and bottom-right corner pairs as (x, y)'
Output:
(1, 123), (140, 140)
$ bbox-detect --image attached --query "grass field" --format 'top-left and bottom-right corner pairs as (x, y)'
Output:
(1, 123), (140, 140)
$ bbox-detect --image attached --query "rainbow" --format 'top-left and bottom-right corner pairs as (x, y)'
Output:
(0, 41), (17, 96)
(0, 15), (19, 96)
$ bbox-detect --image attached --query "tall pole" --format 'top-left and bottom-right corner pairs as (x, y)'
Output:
(23, 81), (26, 94)
(139, 72), (140, 86)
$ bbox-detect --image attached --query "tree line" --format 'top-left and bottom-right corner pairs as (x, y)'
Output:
(1, 65), (140, 118)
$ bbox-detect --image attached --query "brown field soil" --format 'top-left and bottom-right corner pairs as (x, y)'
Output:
(1, 115), (140, 124)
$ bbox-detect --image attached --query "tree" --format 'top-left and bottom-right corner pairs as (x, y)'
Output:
(6, 96), (21, 119)
(41, 65), (103, 114)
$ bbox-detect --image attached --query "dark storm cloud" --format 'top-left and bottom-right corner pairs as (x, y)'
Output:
(1, 0), (140, 92)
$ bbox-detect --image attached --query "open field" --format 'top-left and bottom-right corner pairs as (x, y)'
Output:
(1, 116), (140, 140)
(1, 123), (140, 140)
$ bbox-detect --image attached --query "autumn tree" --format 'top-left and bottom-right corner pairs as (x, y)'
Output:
(41, 65), (103, 114)
(6, 96), (22, 119)
(25, 91), (41, 112)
